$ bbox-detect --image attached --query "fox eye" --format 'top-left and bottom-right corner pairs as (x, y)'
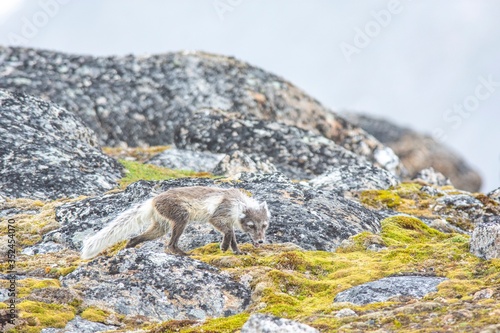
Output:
(246, 222), (255, 228)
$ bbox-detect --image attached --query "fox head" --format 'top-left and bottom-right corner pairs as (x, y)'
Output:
(239, 201), (270, 247)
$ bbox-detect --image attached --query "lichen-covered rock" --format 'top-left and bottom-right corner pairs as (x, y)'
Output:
(62, 247), (250, 321)
(241, 314), (319, 333)
(413, 167), (452, 187)
(343, 112), (482, 192)
(0, 46), (405, 177)
(147, 148), (225, 172)
(212, 151), (278, 177)
(0, 90), (122, 200)
(175, 110), (375, 180)
(308, 163), (399, 195)
(40, 316), (117, 333)
(334, 276), (446, 305)
(47, 174), (381, 253)
(470, 216), (500, 260)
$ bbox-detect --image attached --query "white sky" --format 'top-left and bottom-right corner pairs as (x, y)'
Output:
(1, 0), (499, 191)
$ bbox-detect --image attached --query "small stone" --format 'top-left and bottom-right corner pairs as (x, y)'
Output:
(335, 308), (357, 318)
(241, 314), (319, 333)
(470, 216), (500, 260)
(473, 288), (494, 300)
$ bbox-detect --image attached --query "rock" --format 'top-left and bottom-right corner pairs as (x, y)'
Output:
(40, 316), (117, 333)
(0, 47), (405, 177)
(308, 163), (399, 195)
(46, 173), (381, 253)
(470, 216), (500, 259)
(334, 308), (358, 318)
(0, 90), (121, 200)
(412, 167), (452, 187)
(212, 151), (278, 177)
(61, 247), (251, 321)
(473, 288), (494, 301)
(22, 242), (64, 256)
(146, 148), (224, 172)
(488, 188), (500, 203)
(436, 194), (483, 209)
(241, 314), (319, 333)
(174, 109), (375, 180)
(342, 112), (482, 192)
(333, 276), (446, 305)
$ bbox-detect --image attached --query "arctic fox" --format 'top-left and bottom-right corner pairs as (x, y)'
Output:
(81, 186), (270, 259)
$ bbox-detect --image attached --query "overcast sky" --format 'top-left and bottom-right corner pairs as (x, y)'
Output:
(1, 0), (499, 191)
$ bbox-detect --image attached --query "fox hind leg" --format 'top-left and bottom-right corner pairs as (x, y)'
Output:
(126, 218), (167, 248)
(167, 215), (189, 256)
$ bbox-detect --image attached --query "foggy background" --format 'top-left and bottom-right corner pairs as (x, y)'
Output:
(1, 0), (499, 192)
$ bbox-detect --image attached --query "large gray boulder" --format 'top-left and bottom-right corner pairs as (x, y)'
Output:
(45, 173), (382, 253)
(0, 90), (122, 200)
(0, 46), (404, 177)
(174, 110), (379, 180)
(343, 112), (482, 192)
(334, 276), (446, 305)
(62, 247), (251, 321)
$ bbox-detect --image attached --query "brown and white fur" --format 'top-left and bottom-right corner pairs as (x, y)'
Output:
(81, 186), (270, 259)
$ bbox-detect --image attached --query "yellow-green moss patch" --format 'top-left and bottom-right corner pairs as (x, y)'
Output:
(118, 160), (213, 188)
(80, 306), (111, 323)
(16, 300), (75, 332)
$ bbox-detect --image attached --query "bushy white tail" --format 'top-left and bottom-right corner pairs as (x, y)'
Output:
(81, 198), (154, 259)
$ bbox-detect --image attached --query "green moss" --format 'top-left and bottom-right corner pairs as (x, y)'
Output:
(360, 182), (439, 219)
(17, 300), (75, 332)
(118, 159), (213, 188)
(80, 306), (110, 323)
(0, 279), (60, 298)
(180, 314), (249, 333)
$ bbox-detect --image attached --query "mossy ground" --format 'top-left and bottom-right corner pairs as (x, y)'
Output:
(2, 169), (499, 332)
(148, 216), (500, 333)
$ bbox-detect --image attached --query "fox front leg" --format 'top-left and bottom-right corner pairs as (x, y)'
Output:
(221, 230), (243, 254)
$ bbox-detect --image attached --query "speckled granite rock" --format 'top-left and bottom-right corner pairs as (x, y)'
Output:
(46, 174), (382, 253)
(175, 110), (377, 180)
(212, 151), (278, 177)
(488, 187), (500, 204)
(241, 314), (319, 333)
(40, 316), (116, 333)
(343, 112), (482, 192)
(0, 46), (404, 177)
(308, 163), (399, 195)
(334, 276), (446, 305)
(146, 148), (225, 172)
(413, 167), (452, 187)
(62, 247), (250, 321)
(0, 90), (122, 200)
(470, 216), (500, 260)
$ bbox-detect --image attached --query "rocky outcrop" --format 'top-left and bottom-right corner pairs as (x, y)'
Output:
(47, 174), (381, 253)
(212, 151), (278, 177)
(343, 112), (482, 192)
(174, 110), (378, 180)
(62, 247), (251, 321)
(470, 216), (500, 260)
(412, 167), (452, 187)
(241, 314), (319, 333)
(0, 46), (404, 177)
(146, 148), (225, 172)
(334, 276), (446, 305)
(308, 163), (399, 195)
(0, 90), (122, 200)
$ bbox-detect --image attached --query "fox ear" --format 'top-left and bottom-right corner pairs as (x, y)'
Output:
(260, 202), (268, 211)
